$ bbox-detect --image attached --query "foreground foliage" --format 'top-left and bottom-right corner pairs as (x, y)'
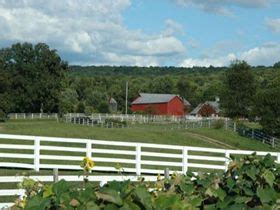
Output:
(14, 153), (280, 210)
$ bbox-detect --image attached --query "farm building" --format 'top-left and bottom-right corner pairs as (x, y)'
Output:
(108, 97), (118, 112)
(131, 93), (190, 116)
(190, 100), (220, 117)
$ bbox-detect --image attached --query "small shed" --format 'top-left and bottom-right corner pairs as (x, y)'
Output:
(131, 93), (185, 116)
(190, 101), (220, 117)
(108, 97), (118, 113)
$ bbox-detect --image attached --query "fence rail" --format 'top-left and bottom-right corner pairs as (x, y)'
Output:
(8, 113), (58, 120)
(0, 134), (278, 174)
(0, 133), (279, 208)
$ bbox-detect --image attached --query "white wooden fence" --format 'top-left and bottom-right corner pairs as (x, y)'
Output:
(0, 133), (279, 208)
(65, 113), (188, 123)
(8, 113), (58, 120)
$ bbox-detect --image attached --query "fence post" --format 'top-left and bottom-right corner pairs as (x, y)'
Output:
(136, 144), (141, 176)
(164, 168), (170, 179)
(53, 168), (59, 182)
(233, 122), (237, 132)
(251, 129), (254, 139)
(271, 138), (275, 148)
(224, 150), (230, 171)
(86, 142), (92, 158)
(34, 138), (40, 172)
(225, 118), (228, 130)
(277, 153), (280, 164)
(182, 147), (188, 174)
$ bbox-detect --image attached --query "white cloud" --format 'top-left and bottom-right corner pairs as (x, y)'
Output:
(173, 0), (272, 15)
(179, 43), (280, 67)
(240, 43), (280, 66)
(0, 0), (186, 66)
(163, 19), (185, 36)
(266, 18), (280, 33)
(179, 54), (236, 67)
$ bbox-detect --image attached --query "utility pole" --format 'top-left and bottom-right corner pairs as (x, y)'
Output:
(125, 81), (128, 115)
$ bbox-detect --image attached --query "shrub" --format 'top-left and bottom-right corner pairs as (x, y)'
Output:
(212, 119), (224, 129)
(0, 109), (7, 122)
(15, 153), (280, 209)
(104, 118), (127, 127)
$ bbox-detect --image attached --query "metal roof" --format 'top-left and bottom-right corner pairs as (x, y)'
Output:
(190, 101), (220, 115)
(109, 97), (117, 104)
(132, 93), (181, 104)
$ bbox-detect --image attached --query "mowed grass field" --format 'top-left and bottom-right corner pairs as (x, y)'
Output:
(0, 119), (278, 203)
(0, 119), (276, 151)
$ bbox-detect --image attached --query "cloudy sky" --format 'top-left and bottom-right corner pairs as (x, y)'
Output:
(0, 0), (280, 67)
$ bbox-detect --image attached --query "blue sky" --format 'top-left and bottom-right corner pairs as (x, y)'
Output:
(0, 0), (280, 67)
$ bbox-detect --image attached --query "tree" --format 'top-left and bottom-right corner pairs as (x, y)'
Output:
(273, 61), (280, 68)
(0, 43), (68, 113)
(255, 77), (280, 135)
(221, 60), (256, 118)
(58, 88), (79, 113)
(176, 76), (198, 106)
(149, 76), (174, 94)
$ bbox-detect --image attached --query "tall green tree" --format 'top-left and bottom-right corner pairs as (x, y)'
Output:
(149, 76), (174, 94)
(221, 60), (256, 118)
(273, 61), (280, 68)
(0, 43), (68, 113)
(255, 76), (280, 135)
(176, 76), (199, 106)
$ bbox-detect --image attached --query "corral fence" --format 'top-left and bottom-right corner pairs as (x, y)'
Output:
(64, 114), (280, 148)
(64, 113), (188, 124)
(6, 113), (280, 148)
(0, 133), (279, 208)
(228, 123), (280, 149)
(8, 113), (58, 120)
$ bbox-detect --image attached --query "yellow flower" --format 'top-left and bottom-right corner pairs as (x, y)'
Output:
(157, 174), (161, 181)
(80, 157), (95, 172)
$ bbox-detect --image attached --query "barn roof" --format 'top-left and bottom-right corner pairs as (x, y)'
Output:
(190, 101), (220, 115)
(109, 97), (117, 104)
(183, 98), (191, 106)
(132, 93), (181, 105)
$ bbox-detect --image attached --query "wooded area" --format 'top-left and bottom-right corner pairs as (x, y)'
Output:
(0, 43), (280, 135)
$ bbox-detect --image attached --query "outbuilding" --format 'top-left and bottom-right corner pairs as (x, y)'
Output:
(190, 100), (220, 117)
(131, 93), (187, 116)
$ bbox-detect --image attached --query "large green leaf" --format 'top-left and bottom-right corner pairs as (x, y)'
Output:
(246, 166), (257, 180)
(134, 186), (153, 210)
(262, 170), (275, 187)
(256, 186), (277, 204)
(85, 201), (100, 210)
(180, 183), (195, 195)
(154, 194), (181, 210)
(96, 189), (123, 206)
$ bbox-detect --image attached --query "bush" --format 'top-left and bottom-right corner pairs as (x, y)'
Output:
(104, 118), (127, 127)
(212, 119), (224, 129)
(15, 153), (280, 209)
(0, 109), (7, 122)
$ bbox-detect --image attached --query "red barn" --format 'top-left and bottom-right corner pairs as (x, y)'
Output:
(131, 93), (187, 116)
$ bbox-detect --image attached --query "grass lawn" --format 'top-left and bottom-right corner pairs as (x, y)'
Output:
(0, 119), (278, 203)
(0, 119), (275, 151)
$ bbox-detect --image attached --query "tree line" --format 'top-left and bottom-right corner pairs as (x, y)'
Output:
(0, 43), (279, 135)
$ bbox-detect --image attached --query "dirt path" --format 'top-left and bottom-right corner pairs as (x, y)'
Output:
(184, 131), (238, 150)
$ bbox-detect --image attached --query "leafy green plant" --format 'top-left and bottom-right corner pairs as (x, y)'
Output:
(15, 154), (280, 210)
(0, 109), (7, 122)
